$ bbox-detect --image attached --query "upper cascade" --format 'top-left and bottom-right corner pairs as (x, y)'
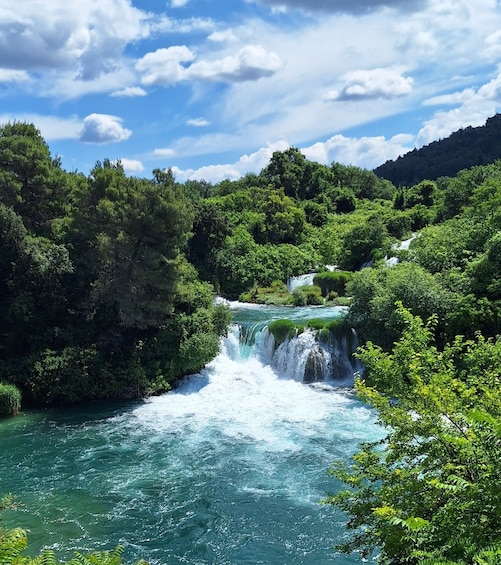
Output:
(224, 321), (361, 386)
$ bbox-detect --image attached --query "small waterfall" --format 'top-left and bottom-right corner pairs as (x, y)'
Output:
(286, 273), (316, 292)
(322, 328), (362, 383)
(385, 233), (420, 266)
(272, 330), (326, 382)
(227, 324), (360, 385)
(223, 302), (361, 386)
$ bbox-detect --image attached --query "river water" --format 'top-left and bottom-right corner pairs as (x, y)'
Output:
(0, 304), (380, 564)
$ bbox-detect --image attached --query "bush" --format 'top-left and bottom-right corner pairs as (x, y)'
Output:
(326, 318), (347, 339)
(240, 280), (294, 305)
(0, 382), (21, 417)
(297, 284), (323, 305)
(292, 288), (307, 306)
(268, 319), (296, 345)
(313, 271), (353, 297)
(307, 319), (326, 330)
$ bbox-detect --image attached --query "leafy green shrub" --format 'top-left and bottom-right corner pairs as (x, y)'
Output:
(386, 212), (412, 239)
(313, 271), (353, 297)
(307, 319), (326, 330)
(0, 382), (21, 417)
(25, 347), (97, 406)
(328, 305), (501, 564)
(240, 280), (293, 305)
(292, 287), (307, 306)
(326, 291), (339, 301)
(268, 319), (296, 345)
(329, 296), (352, 307)
(178, 331), (221, 374)
(297, 284), (323, 305)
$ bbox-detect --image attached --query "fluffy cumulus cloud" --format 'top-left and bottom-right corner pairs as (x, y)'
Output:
(302, 133), (415, 170)
(0, 0), (150, 79)
(136, 46), (195, 86)
(249, 0), (426, 14)
(171, 133), (415, 182)
(116, 158), (145, 173)
(0, 0), (216, 99)
(187, 45), (283, 82)
(137, 44), (282, 85)
(326, 67), (413, 101)
(417, 67), (501, 146)
(78, 113), (132, 144)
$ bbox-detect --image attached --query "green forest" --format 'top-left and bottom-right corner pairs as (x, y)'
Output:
(375, 113), (501, 186)
(1, 121), (500, 564)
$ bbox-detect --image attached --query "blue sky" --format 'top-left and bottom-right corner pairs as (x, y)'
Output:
(2, 0), (501, 182)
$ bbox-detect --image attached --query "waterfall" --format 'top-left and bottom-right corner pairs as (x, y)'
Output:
(227, 316), (360, 386)
(0, 301), (380, 565)
(272, 330), (327, 382)
(286, 273), (316, 292)
(385, 233), (420, 266)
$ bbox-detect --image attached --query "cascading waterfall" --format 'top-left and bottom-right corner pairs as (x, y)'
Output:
(233, 308), (361, 386)
(0, 302), (379, 565)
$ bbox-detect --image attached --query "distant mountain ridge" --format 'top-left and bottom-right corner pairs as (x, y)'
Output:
(374, 114), (501, 186)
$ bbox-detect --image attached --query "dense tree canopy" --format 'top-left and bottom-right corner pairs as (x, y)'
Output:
(375, 114), (501, 186)
(328, 305), (501, 565)
(0, 123), (230, 408)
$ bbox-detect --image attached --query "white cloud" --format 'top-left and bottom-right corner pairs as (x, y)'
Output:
(302, 133), (415, 169)
(137, 44), (283, 86)
(187, 44), (283, 82)
(0, 1), (216, 100)
(44, 66), (138, 100)
(172, 140), (289, 182)
(417, 67), (501, 146)
(136, 46), (195, 86)
(153, 148), (176, 157)
(326, 67), (413, 101)
(0, 113), (81, 140)
(478, 71), (501, 100)
(417, 106), (492, 147)
(423, 88), (476, 106)
(171, 132), (415, 182)
(186, 117), (210, 127)
(485, 29), (501, 58)
(118, 158), (145, 173)
(208, 30), (238, 43)
(171, 0), (189, 6)
(78, 113), (132, 144)
(0, 69), (30, 83)
(111, 86), (147, 97)
(0, 0), (150, 79)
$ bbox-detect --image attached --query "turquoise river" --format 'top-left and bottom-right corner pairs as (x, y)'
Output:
(0, 303), (381, 564)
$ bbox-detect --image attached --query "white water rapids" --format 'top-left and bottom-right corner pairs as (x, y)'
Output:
(0, 303), (381, 564)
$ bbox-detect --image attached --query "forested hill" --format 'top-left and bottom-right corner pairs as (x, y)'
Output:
(374, 113), (501, 186)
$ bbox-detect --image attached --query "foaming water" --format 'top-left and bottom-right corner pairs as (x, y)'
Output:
(0, 305), (380, 564)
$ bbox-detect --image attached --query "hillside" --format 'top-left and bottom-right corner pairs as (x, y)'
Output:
(374, 113), (501, 186)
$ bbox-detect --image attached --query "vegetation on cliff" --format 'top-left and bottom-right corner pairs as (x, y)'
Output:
(375, 114), (501, 186)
